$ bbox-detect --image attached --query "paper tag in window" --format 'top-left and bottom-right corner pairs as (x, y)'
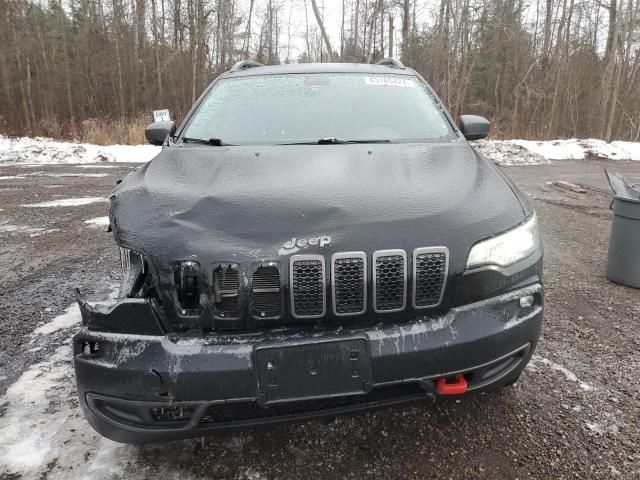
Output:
(153, 109), (171, 122)
(364, 77), (415, 87)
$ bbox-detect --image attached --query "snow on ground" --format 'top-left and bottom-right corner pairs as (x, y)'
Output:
(472, 140), (550, 166)
(0, 220), (60, 236)
(32, 304), (81, 336)
(512, 138), (640, 161)
(29, 229), (61, 237)
(1, 172), (110, 180)
(35, 172), (111, 178)
(74, 164), (121, 169)
(0, 341), (136, 479)
(0, 136), (160, 165)
(0, 222), (47, 234)
(0, 304), (135, 479)
(0, 295), (206, 480)
(84, 216), (110, 227)
(528, 355), (594, 392)
(22, 197), (107, 208)
(1, 135), (640, 167)
(474, 138), (640, 165)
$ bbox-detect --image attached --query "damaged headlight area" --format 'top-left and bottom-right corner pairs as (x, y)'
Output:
(119, 247), (155, 298)
(466, 214), (540, 269)
(75, 247), (165, 335)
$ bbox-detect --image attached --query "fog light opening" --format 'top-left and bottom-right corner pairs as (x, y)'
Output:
(150, 406), (194, 423)
(82, 341), (100, 355)
(519, 295), (535, 308)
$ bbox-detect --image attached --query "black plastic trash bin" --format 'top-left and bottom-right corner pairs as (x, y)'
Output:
(606, 170), (640, 288)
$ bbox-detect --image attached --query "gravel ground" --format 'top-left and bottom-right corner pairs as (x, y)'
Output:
(0, 159), (639, 479)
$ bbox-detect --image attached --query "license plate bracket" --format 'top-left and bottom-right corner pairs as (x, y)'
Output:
(255, 338), (371, 404)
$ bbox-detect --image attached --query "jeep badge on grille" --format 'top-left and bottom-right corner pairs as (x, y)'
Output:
(282, 235), (332, 250)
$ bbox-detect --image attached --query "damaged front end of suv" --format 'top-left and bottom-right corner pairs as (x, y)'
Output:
(73, 59), (543, 444)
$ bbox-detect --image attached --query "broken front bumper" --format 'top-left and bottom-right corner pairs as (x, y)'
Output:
(73, 284), (543, 443)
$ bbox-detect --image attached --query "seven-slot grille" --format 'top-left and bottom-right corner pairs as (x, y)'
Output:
(289, 255), (326, 318)
(206, 248), (447, 321)
(331, 252), (367, 316)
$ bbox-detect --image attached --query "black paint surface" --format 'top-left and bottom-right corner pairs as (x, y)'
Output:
(110, 139), (530, 329)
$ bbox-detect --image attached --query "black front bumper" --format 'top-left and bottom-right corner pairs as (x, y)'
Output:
(73, 284), (543, 443)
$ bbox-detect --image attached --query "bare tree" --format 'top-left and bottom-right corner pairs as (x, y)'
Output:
(388, 14), (394, 57)
(243, 0), (255, 57)
(401, 0), (410, 61)
(2, 0), (640, 144)
(310, 0), (335, 61)
(151, 0), (163, 100)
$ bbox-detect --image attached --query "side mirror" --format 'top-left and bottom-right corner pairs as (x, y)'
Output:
(459, 115), (490, 141)
(145, 121), (176, 146)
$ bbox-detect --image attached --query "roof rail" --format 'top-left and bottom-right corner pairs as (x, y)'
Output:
(375, 57), (405, 69)
(229, 60), (265, 72)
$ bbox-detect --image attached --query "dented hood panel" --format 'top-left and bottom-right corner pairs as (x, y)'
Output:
(110, 141), (526, 273)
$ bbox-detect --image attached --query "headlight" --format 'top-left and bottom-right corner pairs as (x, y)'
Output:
(466, 214), (540, 269)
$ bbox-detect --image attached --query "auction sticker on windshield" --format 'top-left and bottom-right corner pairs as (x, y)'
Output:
(364, 76), (415, 87)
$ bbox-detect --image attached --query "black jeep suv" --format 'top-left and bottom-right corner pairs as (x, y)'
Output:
(74, 59), (543, 443)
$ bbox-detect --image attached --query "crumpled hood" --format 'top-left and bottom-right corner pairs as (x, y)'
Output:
(111, 141), (527, 273)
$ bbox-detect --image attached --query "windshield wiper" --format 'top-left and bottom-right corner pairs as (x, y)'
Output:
(280, 137), (392, 145)
(181, 137), (233, 146)
(336, 138), (392, 144)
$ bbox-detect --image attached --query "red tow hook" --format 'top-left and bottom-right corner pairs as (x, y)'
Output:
(435, 374), (468, 395)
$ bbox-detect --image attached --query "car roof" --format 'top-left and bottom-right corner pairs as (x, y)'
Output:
(222, 62), (417, 78)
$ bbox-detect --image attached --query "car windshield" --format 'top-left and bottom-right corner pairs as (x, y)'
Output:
(181, 73), (454, 145)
